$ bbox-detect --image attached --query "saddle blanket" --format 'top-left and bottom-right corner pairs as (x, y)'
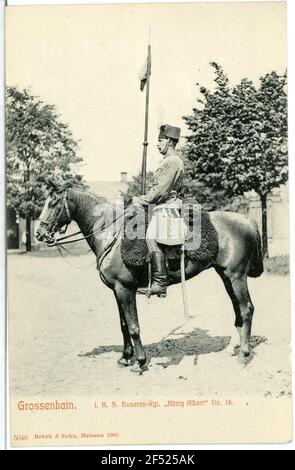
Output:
(121, 204), (219, 268)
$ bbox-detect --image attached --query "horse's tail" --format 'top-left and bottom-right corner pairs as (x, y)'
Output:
(248, 219), (264, 278)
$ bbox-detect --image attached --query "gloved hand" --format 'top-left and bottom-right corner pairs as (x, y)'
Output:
(132, 196), (144, 206)
(124, 204), (137, 219)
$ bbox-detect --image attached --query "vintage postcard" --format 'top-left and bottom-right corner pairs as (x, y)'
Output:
(6, 1), (291, 447)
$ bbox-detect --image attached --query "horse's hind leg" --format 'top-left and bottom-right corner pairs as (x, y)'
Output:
(215, 269), (242, 355)
(216, 269), (254, 356)
(115, 283), (146, 373)
(232, 277), (254, 356)
(114, 293), (134, 366)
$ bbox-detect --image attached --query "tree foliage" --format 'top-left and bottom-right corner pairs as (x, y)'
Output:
(182, 63), (288, 256)
(181, 158), (240, 211)
(125, 171), (154, 202)
(6, 86), (86, 220)
(183, 63), (288, 198)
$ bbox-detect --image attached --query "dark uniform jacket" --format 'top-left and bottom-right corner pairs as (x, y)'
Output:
(138, 154), (184, 206)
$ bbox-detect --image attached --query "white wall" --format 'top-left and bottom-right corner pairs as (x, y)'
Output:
(247, 184), (289, 257)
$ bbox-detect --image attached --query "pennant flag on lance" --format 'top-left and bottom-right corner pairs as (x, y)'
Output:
(139, 55), (151, 91)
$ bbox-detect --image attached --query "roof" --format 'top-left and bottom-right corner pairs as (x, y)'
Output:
(86, 180), (128, 203)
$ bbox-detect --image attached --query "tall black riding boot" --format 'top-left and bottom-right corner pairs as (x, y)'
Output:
(150, 251), (168, 296)
(137, 251), (168, 297)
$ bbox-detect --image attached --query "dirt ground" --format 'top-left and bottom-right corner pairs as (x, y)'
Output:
(8, 250), (291, 400)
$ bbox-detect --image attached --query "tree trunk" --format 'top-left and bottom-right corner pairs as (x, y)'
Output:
(260, 194), (269, 258)
(26, 216), (32, 252)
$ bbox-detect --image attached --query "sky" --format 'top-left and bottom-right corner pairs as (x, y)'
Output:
(5, 1), (287, 181)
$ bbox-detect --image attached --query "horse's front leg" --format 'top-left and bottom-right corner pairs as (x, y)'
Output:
(115, 283), (146, 373)
(114, 293), (134, 366)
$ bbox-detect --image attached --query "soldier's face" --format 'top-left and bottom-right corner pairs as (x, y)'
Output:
(157, 138), (168, 154)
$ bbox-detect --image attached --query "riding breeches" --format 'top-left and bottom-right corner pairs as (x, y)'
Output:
(146, 210), (162, 252)
(146, 203), (183, 253)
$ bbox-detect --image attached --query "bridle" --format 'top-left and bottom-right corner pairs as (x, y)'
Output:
(40, 187), (125, 248)
(38, 187), (128, 271)
(39, 188), (72, 242)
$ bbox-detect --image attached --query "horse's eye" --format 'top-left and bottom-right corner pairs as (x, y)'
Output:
(48, 198), (59, 208)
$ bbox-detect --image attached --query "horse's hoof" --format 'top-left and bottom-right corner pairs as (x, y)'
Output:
(240, 342), (251, 357)
(225, 343), (239, 356)
(225, 347), (237, 356)
(130, 363), (145, 375)
(241, 348), (250, 357)
(118, 357), (133, 367)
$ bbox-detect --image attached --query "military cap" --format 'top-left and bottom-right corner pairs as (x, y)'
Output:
(158, 124), (181, 141)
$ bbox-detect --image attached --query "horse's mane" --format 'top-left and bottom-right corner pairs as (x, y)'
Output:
(71, 185), (109, 205)
(60, 183), (109, 206)
(64, 184), (116, 236)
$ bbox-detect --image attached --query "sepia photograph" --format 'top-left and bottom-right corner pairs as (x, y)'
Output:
(5, 1), (291, 446)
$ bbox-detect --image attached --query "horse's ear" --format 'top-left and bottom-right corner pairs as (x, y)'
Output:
(48, 179), (59, 191)
(57, 181), (73, 193)
(63, 181), (73, 190)
(37, 175), (59, 193)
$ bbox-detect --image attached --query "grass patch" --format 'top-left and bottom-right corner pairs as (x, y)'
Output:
(264, 255), (289, 276)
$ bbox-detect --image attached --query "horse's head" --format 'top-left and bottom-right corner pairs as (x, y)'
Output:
(35, 179), (74, 245)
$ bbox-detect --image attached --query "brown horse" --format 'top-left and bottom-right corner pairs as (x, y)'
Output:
(35, 183), (263, 373)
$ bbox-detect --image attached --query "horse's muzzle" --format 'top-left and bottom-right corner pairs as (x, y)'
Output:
(35, 228), (54, 245)
(35, 230), (44, 242)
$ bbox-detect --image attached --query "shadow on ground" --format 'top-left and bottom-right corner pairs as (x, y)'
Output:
(79, 328), (267, 368)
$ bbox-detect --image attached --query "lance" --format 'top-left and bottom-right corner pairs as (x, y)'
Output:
(140, 35), (151, 195)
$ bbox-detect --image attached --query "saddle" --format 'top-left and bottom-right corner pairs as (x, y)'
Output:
(120, 203), (219, 272)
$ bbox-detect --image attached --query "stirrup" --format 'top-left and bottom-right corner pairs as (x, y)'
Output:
(136, 287), (167, 298)
(157, 292), (167, 298)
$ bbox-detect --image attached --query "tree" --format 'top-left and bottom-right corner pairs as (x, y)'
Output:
(181, 158), (242, 211)
(125, 171), (154, 202)
(183, 63), (288, 257)
(6, 86), (86, 251)
(125, 153), (245, 212)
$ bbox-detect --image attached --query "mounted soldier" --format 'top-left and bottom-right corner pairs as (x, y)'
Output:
(36, 171), (263, 370)
(133, 124), (184, 297)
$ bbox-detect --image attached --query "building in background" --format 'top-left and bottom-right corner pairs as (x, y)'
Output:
(7, 174), (288, 257)
(7, 208), (19, 249)
(7, 172), (129, 251)
(87, 172), (128, 203)
(246, 183), (289, 257)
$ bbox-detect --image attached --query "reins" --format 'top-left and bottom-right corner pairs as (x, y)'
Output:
(55, 244), (96, 269)
(43, 188), (128, 269)
(55, 214), (125, 270)
(48, 205), (125, 247)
